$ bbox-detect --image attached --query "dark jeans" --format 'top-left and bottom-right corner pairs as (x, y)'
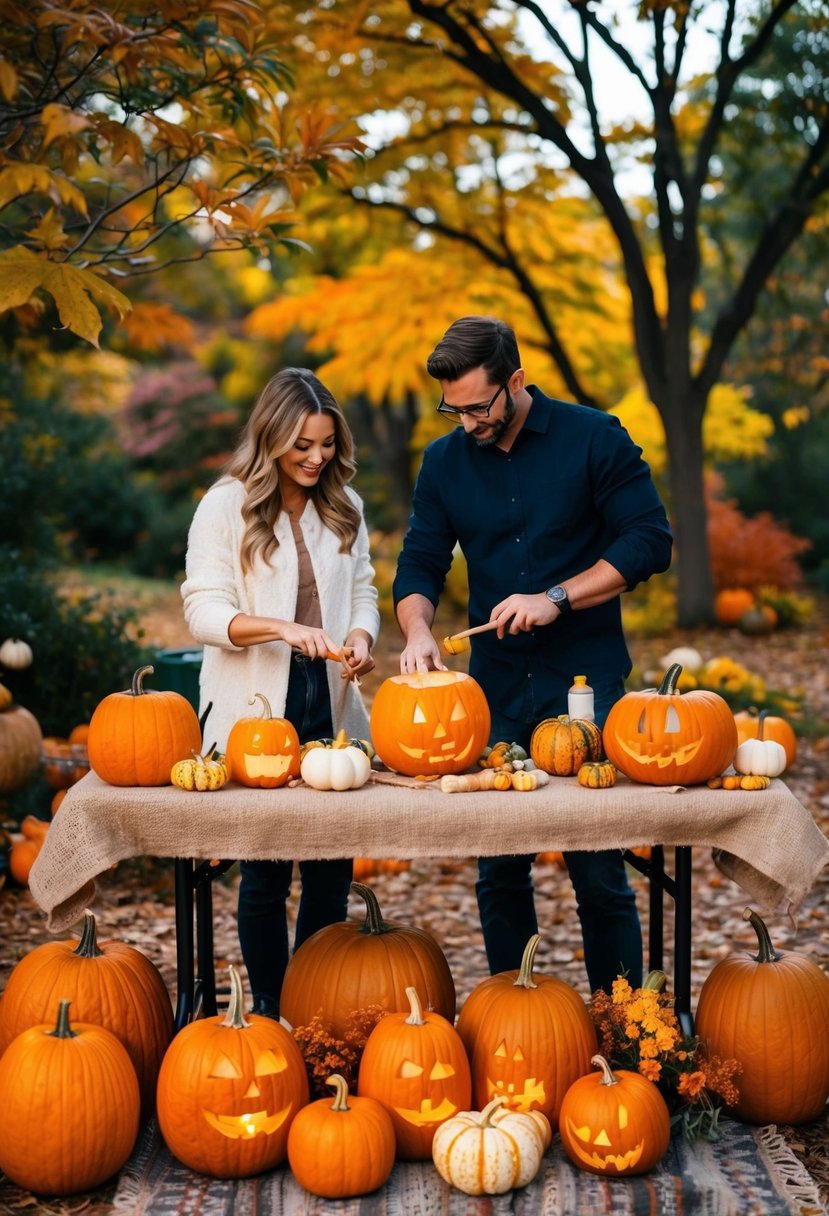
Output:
(475, 674), (642, 993)
(237, 654), (353, 1014)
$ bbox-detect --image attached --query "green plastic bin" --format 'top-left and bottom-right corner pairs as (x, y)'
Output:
(152, 648), (203, 714)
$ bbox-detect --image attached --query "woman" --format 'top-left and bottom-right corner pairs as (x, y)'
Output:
(182, 368), (380, 1017)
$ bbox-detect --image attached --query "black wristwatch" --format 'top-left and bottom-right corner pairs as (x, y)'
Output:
(545, 584), (572, 615)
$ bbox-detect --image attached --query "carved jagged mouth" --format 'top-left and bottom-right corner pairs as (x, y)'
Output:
(395, 1096), (459, 1126)
(202, 1105), (292, 1139)
(398, 738), (477, 764)
(486, 1078), (546, 1111)
(565, 1121), (645, 1172)
(618, 739), (703, 767)
(243, 754), (293, 779)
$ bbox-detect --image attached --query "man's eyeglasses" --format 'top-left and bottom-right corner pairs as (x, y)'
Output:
(436, 384), (507, 421)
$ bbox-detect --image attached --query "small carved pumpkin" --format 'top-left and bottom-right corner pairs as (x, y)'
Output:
(530, 714), (603, 776)
(431, 1095), (548, 1195)
(358, 986), (472, 1160)
(88, 665), (202, 787)
(695, 908), (829, 1125)
(226, 692), (300, 788)
(287, 1074), (396, 1199)
(0, 1000), (140, 1195)
(280, 883), (455, 1039)
(156, 966), (309, 1178)
(603, 663), (738, 786)
(369, 671), (491, 777)
(558, 1054), (670, 1175)
(456, 934), (596, 1129)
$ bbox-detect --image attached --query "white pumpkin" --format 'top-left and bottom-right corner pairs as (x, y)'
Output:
(734, 736), (787, 778)
(300, 744), (371, 791)
(659, 645), (704, 673)
(431, 1096), (547, 1195)
(0, 639), (33, 671)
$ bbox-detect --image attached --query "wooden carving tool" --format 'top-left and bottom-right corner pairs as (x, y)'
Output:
(443, 620), (500, 655)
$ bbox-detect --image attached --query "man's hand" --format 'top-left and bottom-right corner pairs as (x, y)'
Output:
(399, 629), (447, 674)
(489, 592), (559, 635)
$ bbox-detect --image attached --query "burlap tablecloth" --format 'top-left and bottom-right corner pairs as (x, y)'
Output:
(29, 770), (829, 932)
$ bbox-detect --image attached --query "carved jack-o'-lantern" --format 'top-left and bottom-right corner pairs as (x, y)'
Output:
(226, 693), (301, 788)
(558, 1054), (671, 1176)
(456, 935), (596, 1129)
(603, 663), (738, 786)
(369, 671), (490, 777)
(156, 967), (309, 1178)
(358, 986), (472, 1160)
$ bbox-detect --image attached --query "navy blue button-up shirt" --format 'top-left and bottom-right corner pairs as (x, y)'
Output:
(393, 387), (673, 721)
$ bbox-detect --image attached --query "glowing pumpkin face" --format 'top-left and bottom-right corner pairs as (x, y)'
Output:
(558, 1056), (671, 1176)
(357, 987), (472, 1160)
(156, 968), (309, 1178)
(603, 663), (738, 786)
(226, 693), (301, 789)
(456, 936), (597, 1130)
(369, 671), (490, 777)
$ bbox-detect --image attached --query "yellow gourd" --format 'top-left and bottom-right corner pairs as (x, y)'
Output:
(171, 747), (228, 791)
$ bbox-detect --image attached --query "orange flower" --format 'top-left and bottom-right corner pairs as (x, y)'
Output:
(638, 1059), (662, 1082)
(678, 1070), (707, 1100)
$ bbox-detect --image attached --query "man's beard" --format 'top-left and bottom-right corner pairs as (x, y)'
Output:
(474, 392), (515, 447)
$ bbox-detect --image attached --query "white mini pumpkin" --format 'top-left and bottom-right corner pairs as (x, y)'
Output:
(0, 639), (33, 671)
(734, 736), (787, 778)
(431, 1096), (547, 1195)
(300, 743), (371, 790)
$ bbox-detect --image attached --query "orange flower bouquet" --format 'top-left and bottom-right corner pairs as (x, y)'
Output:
(590, 971), (742, 1143)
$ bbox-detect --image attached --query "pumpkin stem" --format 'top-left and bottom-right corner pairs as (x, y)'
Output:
(743, 907), (782, 963)
(73, 910), (104, 959)
(48, 999), (78, 1039)
(514, 934), (541, 990)
(756, 711), (768, 743)
(658, 663), (683, 696)
(130, 665), (154, 696)
(643, 969), (667, 992)
(222, 965), (252, 1029)
(248, 692), (272, 720)
(404, 986), (426, 1026)
(333, 729), (349, 748)
(351, 882), (392, 935)
(479, 1095), (509, 1125)
(591, 1054), (619, 1086)
(326, 1073), (351, 1111)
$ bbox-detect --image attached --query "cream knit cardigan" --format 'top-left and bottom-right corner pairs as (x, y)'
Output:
(181, 478), (380, 751)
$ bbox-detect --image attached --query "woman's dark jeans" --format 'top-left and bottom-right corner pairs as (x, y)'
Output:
(237, 654), (353, 1015)
(475, 676), (642, 993)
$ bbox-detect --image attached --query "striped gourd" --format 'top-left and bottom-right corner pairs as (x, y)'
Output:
(530, 714), (603, 776)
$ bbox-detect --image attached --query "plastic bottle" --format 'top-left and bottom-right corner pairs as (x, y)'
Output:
(568, 675), (594, 722)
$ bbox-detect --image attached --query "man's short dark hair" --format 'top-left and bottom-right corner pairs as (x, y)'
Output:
(426, 316), (521, 384)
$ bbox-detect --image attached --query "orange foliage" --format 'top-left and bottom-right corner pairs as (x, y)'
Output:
(706, 474), (810, 592)
(292, 1005), (387, 1098)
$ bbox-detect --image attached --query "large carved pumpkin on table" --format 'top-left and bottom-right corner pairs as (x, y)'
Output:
(358, 986), (471, 1160)
(456, 934), (596, 1129)
(156, 966), (308, 1178)
(280, 883), (456, 1038)
(602, 663), (738, 785)
(369, 670), (490, 776)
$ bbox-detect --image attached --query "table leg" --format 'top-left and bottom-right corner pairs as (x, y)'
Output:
(173, 858), (196, 1031)
(647, 845), (664, 971)
(674, 847), (694, 1035)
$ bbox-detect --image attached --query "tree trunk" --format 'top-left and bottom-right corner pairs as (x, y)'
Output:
(661, 393), (715, 628)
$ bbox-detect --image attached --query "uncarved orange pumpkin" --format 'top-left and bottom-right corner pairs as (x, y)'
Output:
(88, 664), (202, 786)
(226, 692), (301, 788)
(603, 663), (738, 785)
(287, 1073), (396, 1198)
(0, 704), (42, 794)
(280, 882), (456, 1039)
(358, 985), (472, 1160)
(530, 714), (603, 776)
(714, 588), (755, 625)
(157, 966), (309, 1178)
(456, 934), (597, 1129)
(558, 1054), (671, 1175)
(695, 907), (829, 1124)
(369, 670), (490, 777)
(0, 1000), (140, 1195)
(0, 910), (173, 1123)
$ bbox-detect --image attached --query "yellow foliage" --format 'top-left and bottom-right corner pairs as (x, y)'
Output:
(0, 247), (130, 346)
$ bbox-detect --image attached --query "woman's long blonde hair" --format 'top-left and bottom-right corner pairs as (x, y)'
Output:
(225, 368), (361, 573)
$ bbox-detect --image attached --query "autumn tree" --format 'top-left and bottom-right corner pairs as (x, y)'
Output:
(0, 0), (363, 345)
(248, 1), (829, 626)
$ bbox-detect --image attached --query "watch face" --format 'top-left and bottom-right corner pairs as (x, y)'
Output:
(547, 585), (567, 604)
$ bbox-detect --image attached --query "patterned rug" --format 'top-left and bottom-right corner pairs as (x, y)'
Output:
(112, 1119), (827, 1216)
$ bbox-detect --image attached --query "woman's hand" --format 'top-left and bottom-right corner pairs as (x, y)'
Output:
(280, 622), (342, 660)
(341, 632), (375, 679)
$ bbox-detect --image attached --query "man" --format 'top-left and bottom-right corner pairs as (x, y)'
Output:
(393, 316), (673, 993)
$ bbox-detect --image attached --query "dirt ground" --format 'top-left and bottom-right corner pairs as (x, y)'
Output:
(1, 586), (828, 1213)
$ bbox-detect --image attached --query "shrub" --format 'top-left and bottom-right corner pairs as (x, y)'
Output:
(706, 472), (811, 592)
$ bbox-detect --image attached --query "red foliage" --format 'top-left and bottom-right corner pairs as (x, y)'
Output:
(706, 474), (811, 592)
